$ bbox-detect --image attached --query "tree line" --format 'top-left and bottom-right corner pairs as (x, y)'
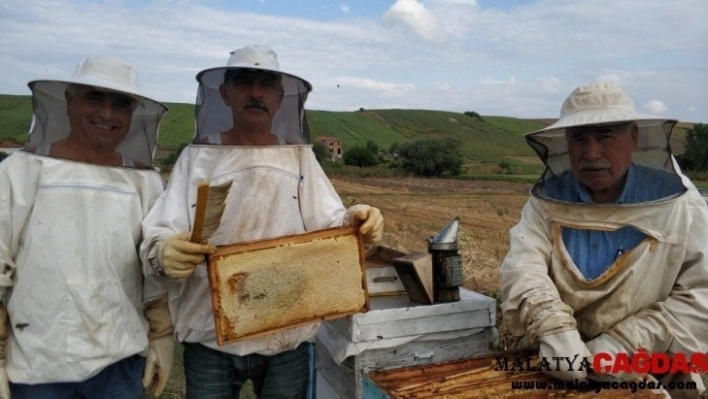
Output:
(314, 137), (465, 177)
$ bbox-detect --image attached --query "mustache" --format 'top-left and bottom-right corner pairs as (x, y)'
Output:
(244, 98), (269, 111)
(579, 160), (611, 170)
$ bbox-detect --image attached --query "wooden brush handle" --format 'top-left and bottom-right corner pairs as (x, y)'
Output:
(191, 182), (210, 243)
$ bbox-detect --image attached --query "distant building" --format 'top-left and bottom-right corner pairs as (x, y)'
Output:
(314, 136), (343, 160)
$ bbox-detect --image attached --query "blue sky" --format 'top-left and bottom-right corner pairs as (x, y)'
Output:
(1, 0), (705, 122)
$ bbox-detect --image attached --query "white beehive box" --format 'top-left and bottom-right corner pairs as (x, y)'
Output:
(316, 287), (496, 399)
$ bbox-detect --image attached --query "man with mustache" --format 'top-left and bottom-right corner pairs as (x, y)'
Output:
(499, 82), (707, 397)
(141, 45), (384, 398)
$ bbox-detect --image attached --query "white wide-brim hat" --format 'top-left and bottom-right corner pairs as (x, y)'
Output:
(28, 55), (167, 108)
(24, 56), (168, 168)
(525, 82), (678, 176)
(193, 45), (313, 144)
(527, 81), (676, 139)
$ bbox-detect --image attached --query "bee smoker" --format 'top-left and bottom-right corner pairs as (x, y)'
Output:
(427, 217), (462, 302)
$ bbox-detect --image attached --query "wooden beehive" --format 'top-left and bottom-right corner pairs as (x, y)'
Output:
(207, 226), (368, 346)
(317, 288), (496, 398)
(364, 353), (668, 398)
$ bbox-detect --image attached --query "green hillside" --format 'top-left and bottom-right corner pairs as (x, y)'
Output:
(307, 109), (541, 162)
(0, 94), (542, 162)
(0, 95), (32, 143)
(0, 94), (692, 165)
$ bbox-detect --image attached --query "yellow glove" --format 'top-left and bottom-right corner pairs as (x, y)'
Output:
(344, 205), (384, 245)
(158, 232), (216, 279)
(538, 329), (591, 382)
(142, 294), (175, 398)
(0, 302), (10, 399)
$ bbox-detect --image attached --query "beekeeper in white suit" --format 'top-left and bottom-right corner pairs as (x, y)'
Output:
(500, 82), (708, 398)
(0, 56), (175, 398)
(140, 44), (384, 398)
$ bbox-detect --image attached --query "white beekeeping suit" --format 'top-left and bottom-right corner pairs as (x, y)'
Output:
(140, 45), (348, 357)
(500, 82), (708, 396)
(0, 56), (168, 384)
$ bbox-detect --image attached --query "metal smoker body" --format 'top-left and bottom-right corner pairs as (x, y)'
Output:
(428, 217), (462, 302)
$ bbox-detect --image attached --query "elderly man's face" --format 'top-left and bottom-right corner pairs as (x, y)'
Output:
(66, 85), (136, 152)
(219, 70), (284, 128)
(566, 122), (638, 203)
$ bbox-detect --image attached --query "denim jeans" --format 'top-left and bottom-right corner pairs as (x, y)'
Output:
(9, 354), (144, 399)
(183, 341), (314, 399)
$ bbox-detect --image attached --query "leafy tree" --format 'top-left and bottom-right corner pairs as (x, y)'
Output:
(397, 138), (464, 177)
(343, 143), (380, 167)
(312, 141), (331, 163)
(464, 110), (485, 122)
(365, 140), (379, 154)
(679, 123), (708, 171)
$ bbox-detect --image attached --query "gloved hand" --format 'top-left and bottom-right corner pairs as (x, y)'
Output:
(158, 232), (216, 279)
(344, 204), (384, 245)
(586, 333), (641, 381)
(143, 337), (175, 397)
(143, 294), (175, 398)
(538, 329), (591, 382)
(0, 302), (10, 399)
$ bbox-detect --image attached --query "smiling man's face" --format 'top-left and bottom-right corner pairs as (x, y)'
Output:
(65, 84), (136, 152)
(566, 122), (638, 203)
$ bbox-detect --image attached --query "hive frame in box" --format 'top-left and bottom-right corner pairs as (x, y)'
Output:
(207, 226), (369, 346)
(363, 351), (668, 398)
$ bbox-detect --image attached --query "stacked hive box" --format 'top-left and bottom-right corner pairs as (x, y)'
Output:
(316, 287), (496, 398)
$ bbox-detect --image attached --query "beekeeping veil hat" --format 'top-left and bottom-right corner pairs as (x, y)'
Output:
(194, 45), (312, 144)
(525, 81), (678, 185)
(25, 56), (168, 168)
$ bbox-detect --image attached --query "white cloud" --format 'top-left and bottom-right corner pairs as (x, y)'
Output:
(335, 76), (415, 92)
(478, 76), (517, 85)
(339, 3), (350, 13)
(645, 100), (669, 114)
(431, 0), (477, 5)
(382, 0), (441, 41)
(595, 75), (622, 85)
(0, 0), (705, 121)
(538, 76), (561, 92)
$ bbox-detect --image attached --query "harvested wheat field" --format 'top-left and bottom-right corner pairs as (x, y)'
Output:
(332, 176), (531, 304)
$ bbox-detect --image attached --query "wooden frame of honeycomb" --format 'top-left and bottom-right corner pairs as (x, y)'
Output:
(207, 226), (369, 346)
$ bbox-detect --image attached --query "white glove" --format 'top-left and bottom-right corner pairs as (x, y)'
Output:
(0, 303), (9, 399)
(344, 205), (384, 245)
(586, 333), (642, 381)
(538, 329), (591, 382)
(158, 232), (216, 279)
(142, 337), (175, 397)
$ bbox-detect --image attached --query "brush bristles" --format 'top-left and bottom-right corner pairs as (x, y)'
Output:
(202, 181), (232, 240)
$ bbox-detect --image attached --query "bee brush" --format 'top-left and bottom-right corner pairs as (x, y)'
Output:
(190, 181), (233, 244)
